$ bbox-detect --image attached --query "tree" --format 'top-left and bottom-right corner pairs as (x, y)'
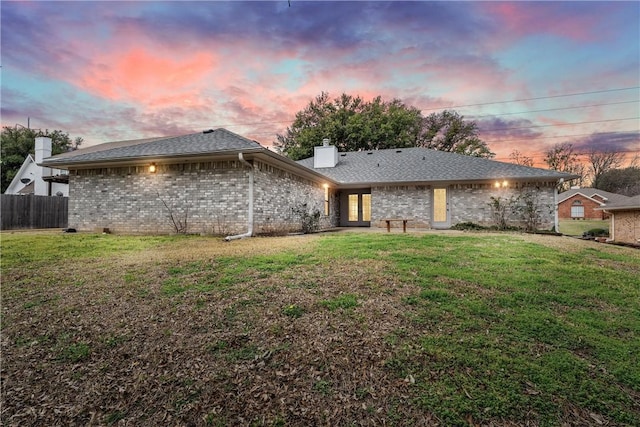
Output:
(419, 110), (494, 158)
(508, 149), (534, 167)
(275, 93), (492, 160)
(544, 143), (584, 191)
(595, 167), (640, 196)
(587, 149), (624, 188)
(1, 126), (83, 192)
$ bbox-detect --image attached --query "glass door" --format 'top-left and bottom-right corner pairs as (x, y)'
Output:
(341, 191), (371, 226)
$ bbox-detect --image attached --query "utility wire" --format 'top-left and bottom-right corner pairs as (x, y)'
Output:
(421, 86), (640, 112)
(469, 100), (639, 119)
(479, 117), (639, 133)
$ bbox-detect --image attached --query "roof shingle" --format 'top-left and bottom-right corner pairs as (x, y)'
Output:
(42, 129), (262, 166)
(297, 147), (574, 184)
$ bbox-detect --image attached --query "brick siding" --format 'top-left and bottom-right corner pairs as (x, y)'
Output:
(557, 194), (607, 220)
(368, 182), (557, 230)
(69, 160), (336, 235)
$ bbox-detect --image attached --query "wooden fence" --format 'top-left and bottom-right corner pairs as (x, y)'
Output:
(1, 195), (68, 230)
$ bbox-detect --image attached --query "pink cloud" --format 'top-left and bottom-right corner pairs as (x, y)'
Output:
(482, 2), (604, 43)
(76, 48), (217, 108)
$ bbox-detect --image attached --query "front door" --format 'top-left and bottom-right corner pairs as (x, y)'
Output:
(340, 190), (371, 226)
(432, 187), (450, 228)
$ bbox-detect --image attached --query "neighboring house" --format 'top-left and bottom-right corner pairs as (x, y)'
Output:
(557, 188), (630, 220)
(4, 137), (69, 196)
(41, 128), (576, 236)
(600, 195), (640, 246)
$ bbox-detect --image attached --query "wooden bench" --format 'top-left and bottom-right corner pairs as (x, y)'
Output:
(382, 219), (411, 233)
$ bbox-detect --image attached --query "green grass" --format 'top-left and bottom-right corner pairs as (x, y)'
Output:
(559, 219), (609, 236)
(2, 231), (639, 426)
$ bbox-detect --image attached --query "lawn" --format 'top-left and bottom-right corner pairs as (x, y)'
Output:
(1, 231), (639, 426)
(558, 219), (609, 237)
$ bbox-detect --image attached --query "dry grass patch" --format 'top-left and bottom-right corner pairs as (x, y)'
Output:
(2, 231), (639, 426)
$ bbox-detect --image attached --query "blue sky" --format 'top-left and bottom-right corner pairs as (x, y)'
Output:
(1, 1), (638, 164)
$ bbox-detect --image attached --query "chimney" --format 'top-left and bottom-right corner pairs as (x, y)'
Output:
(313, 138), (338, 168)
(35, 137), (52, 196)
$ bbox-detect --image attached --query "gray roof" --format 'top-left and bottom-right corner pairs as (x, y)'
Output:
(557, 188), (631, 205)
(297, 147), (575, 185)
(42, 128), (262, 167)
(601, 195), (640, 210)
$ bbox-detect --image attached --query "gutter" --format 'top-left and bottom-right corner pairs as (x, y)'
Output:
(225, 153), (254, 241)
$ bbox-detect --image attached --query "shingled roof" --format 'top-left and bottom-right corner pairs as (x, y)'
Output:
(296, 147), (575, 185)
(600, 195), (640, 210)
(557, 188), (631, 205)
(42, 128), (263, 167)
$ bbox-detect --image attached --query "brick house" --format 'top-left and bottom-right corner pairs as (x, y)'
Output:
(557, 188), (631, 220)
(600, 195), (640, 245)
(41, 128), (575, 236)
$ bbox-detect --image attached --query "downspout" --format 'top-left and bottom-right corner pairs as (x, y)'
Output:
(225, 153), (254, 241)
(554, 179), (562, 233)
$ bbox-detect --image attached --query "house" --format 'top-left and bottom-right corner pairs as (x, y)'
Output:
(40, 128), (576, 236)
(4, 137), (69, 197)
(557, 188), (630, 220)
(600, 195), (640, 245)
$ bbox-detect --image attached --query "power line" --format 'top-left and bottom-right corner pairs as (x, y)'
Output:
(495, 149), (639, 161)
(469, 100), (639, 119)
(421, 86), (640, 112)
(479, 117), (639, 133)
(482, 131), (639, 145)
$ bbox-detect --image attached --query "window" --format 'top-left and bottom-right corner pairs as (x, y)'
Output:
(348, 194), (359, 222)
(324, 186), (330, 216)
(362, 194), (371, 221)
(571, 200), (584, 218)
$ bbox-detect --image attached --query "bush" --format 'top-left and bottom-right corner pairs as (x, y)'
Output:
(451, 222), (487, 231)
(583, 228), (609, 238)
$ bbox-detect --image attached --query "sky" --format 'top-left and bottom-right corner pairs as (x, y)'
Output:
(1, 0), (639, 166)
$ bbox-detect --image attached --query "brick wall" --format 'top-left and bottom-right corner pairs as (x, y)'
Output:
(68, 160), (337, 235)
(368, 182), (557, 230)
(557, 194), (607, 220)
(612, 210), (640, 244)
(253, 160), (337, 234)
(371, 185), (432, 228)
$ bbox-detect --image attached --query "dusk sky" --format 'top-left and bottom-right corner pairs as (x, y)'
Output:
(2, 1), (639, 165)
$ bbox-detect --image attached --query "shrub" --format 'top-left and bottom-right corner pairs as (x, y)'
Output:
(584, 228), (609, 238)
(451, 222), (487, 231)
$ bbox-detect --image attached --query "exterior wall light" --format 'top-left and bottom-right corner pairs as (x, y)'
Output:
(502, 180), (508, 188)
(494, 181), (501, 188)
(149, 163), (157, 173)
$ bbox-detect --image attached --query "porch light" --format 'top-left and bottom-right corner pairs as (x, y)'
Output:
(149, 163), (157, 173)
(494, 181), (501, 188)
(502, 180), (508, 188)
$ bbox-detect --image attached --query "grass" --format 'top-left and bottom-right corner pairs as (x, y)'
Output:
(1, 230), (639, 426)
(559, 219), (609, 236)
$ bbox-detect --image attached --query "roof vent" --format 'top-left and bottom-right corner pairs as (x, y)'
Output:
(396, 150), (402, 153)
(203, 129), (214, 134)
(367, 152), (373, 155)
(340, 153), (347, 157)
(322, 138), (330, 147)
(20, 178), (31, 184)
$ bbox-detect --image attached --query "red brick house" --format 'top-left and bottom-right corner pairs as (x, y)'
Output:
(557, 188), (630, 220)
